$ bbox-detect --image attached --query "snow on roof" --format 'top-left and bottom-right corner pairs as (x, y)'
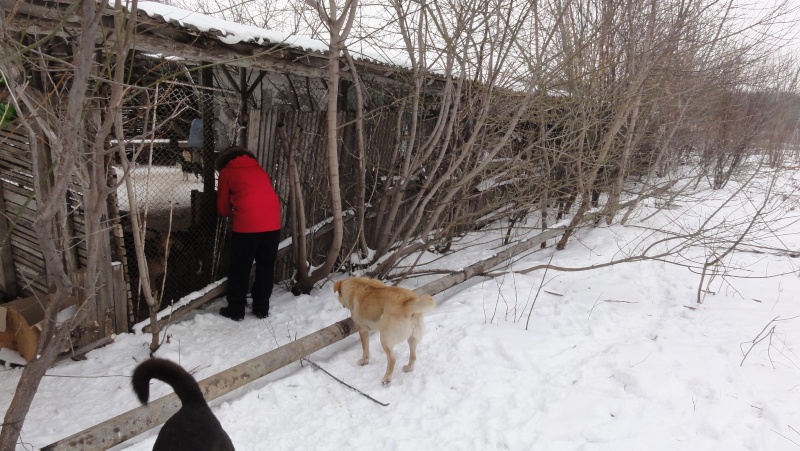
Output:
(135, 2), (409, 68)
(137, 2), (327, 51)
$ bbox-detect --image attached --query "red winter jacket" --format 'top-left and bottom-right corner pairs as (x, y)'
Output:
(217, 155), (281, 233)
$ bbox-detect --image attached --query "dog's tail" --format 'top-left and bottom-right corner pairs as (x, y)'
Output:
(408, 293), (436, 313)
(132, 358), (207, 407)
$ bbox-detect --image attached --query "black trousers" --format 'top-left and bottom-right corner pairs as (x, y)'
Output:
(226, 230), (280, 315)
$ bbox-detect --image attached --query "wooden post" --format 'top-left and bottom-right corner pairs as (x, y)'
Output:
(110, 263), (129, 334)
(238, 69), (248, 146)
(242, 70), (269, 164)
(200, 64), (216, 198)
(247, 108), (261, 158)
(260, 89), (276, 169)
(106, 159), (134, 330)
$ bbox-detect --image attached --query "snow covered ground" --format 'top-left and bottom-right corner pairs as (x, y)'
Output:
(2, 164), (800, 450)
(114, 164), (204, 213)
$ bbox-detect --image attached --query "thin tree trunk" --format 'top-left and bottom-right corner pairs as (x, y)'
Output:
(0, 0), (107, 444)
(293, 0), (358, 293)
(343, 49), (369, 256)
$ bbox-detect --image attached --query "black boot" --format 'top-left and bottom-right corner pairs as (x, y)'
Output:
(219, 306), (244, 322)
(252, 307), (269, 319)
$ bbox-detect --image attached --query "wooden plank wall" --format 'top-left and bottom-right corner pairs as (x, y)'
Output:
(0, 129), (48, 295)
(0, 128), (129, 345)
(248, 103), (410, 281)
(69, 264), (125, 348)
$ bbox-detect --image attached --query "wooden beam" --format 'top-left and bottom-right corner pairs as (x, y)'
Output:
(41, 317), (357, 451)
(245, 71), (267, 98)
(141, 280), (226, 334)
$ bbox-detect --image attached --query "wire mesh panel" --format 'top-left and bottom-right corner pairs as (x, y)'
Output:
(112, 80), (242, 324)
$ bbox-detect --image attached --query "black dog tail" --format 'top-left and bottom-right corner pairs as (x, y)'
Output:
(132, 358), (207, 407)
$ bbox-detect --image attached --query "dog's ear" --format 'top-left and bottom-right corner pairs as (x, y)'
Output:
(333, 280), (342, 294)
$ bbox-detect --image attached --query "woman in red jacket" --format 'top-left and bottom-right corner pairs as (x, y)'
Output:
(216, 147), (281, 321)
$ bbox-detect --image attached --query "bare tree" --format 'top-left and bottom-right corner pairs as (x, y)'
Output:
(158, 0), (798, 286)
(359, 0), (541, 277)
(0, 0), (134, 445)
(287, 0), (358, 294)
(0, 0), (194, 443)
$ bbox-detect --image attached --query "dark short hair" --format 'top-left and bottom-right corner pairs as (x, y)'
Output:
(216, 146), (258, 171)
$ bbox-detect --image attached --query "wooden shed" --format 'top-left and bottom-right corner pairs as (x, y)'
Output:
(0, 0), (441, 360)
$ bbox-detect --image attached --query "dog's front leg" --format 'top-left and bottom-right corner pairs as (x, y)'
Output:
(357, 330), (370, 366)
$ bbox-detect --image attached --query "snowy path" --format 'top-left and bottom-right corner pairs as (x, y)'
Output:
(1, 168), (799, 450)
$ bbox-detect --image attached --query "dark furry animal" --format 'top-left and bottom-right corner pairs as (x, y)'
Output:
(132, 358), (235, 451)
(181, 161), (203, 181)
(146, 231), (177, 298)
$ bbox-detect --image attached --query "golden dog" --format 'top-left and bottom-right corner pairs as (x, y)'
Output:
(333, 277), (435, 385)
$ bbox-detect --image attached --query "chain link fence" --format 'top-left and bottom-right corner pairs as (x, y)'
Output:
(113, 68), (422, 325)
(113, 79), (242, 324)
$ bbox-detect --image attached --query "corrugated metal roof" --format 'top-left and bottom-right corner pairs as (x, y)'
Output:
(135, 2), (407, 68)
